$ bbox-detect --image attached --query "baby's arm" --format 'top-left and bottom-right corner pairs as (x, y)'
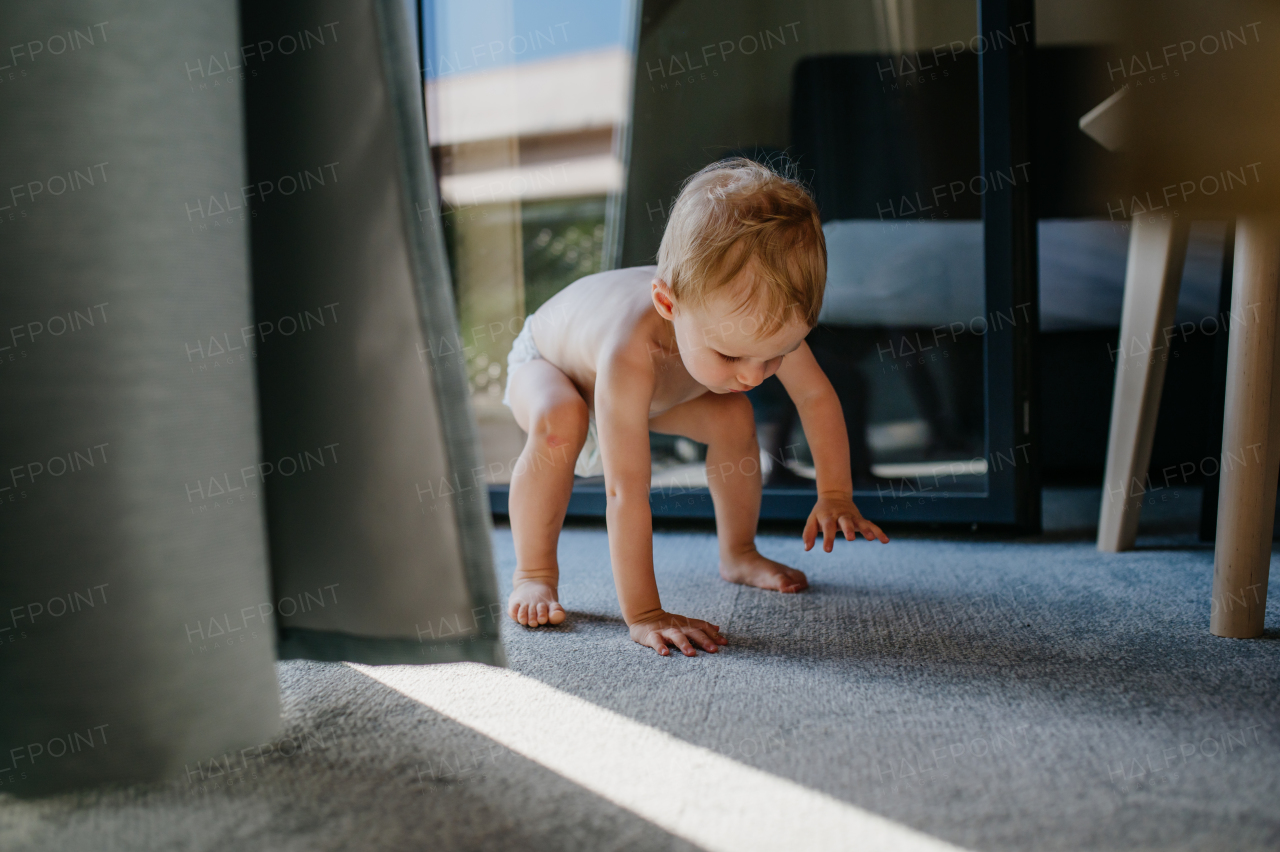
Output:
(595, 346), (726, 656)
(776, 342), (889, 551)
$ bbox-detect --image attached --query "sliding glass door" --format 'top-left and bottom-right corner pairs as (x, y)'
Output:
(421, 0), (1039, 529)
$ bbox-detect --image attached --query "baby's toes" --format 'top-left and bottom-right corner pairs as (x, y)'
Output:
(547, 603), (567, 625)
(781, 568), (809, 592)
(535, 602), (549, 625)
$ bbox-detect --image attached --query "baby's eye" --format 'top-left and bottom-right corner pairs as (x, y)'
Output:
(717, 352), (740, 363)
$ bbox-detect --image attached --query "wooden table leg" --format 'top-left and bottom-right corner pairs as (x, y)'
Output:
(1211, 215), (1280, 638)
(1097, 215), (1191, 552)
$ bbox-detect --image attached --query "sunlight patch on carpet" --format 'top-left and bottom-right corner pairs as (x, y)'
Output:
(350, 662), (967, 852)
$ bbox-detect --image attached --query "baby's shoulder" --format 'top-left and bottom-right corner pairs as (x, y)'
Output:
(537, 267), (655, 326)
(528, 267), (658, 375)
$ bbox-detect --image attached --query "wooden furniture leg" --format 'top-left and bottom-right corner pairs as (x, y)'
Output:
(1097, 215), (1191, 552)
(1197, 221), (1237, 542)
(1211, 215), (1280, 638)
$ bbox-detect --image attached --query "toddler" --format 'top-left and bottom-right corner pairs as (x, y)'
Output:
(503, 158), (888, 656)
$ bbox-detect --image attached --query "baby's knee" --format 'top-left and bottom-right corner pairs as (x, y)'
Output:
(532, 396), (588, 449)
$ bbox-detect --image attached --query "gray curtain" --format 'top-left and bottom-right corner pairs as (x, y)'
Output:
(0, 0), (502, 797)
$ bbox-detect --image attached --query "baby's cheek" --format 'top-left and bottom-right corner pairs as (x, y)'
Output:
(700, 362), (727, 384)
(684, 355), (713, 381)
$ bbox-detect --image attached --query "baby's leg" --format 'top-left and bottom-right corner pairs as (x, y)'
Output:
(649, 392), (808, 593)
(506, 359), (589, 626)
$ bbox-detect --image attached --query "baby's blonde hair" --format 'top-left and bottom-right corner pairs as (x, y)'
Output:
(656, 157), (826, 336)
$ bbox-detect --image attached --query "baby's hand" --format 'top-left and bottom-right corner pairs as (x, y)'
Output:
(804, 492), (889, 552)
(629, 611), (727, 656)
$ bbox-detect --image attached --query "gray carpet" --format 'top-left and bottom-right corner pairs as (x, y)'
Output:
(2, 486), (1278, 851)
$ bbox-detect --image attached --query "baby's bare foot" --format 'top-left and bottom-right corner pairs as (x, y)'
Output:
(508, 575), (567, 627)
(719, 549), (808, 593)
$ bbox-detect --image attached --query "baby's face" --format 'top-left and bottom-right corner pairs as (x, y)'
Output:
(656, 280), (811, 394)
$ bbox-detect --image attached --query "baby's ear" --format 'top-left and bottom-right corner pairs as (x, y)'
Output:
(651, 278), (677, 319)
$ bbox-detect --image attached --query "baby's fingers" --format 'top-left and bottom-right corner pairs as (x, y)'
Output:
(802, 514), (818, 551)
(690, 618), (725, 640)
(685, 628), (720, 653)
(838, 514), (858, 541)
(692, 621), (728, 646)
(820, 515), (837, 552)
(663, 628), (698, 656)
(638, 630), (670, 656)
(861, 518), (889, 543)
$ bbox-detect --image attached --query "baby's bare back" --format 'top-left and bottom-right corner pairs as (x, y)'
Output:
(527, 266), (707, 416)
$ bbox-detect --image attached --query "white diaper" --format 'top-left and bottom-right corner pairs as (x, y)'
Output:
(502, 321), (541, 407)
(503, 322), (604, 478)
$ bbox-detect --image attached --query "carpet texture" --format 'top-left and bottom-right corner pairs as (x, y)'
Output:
(1, 487), (1277, 851)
